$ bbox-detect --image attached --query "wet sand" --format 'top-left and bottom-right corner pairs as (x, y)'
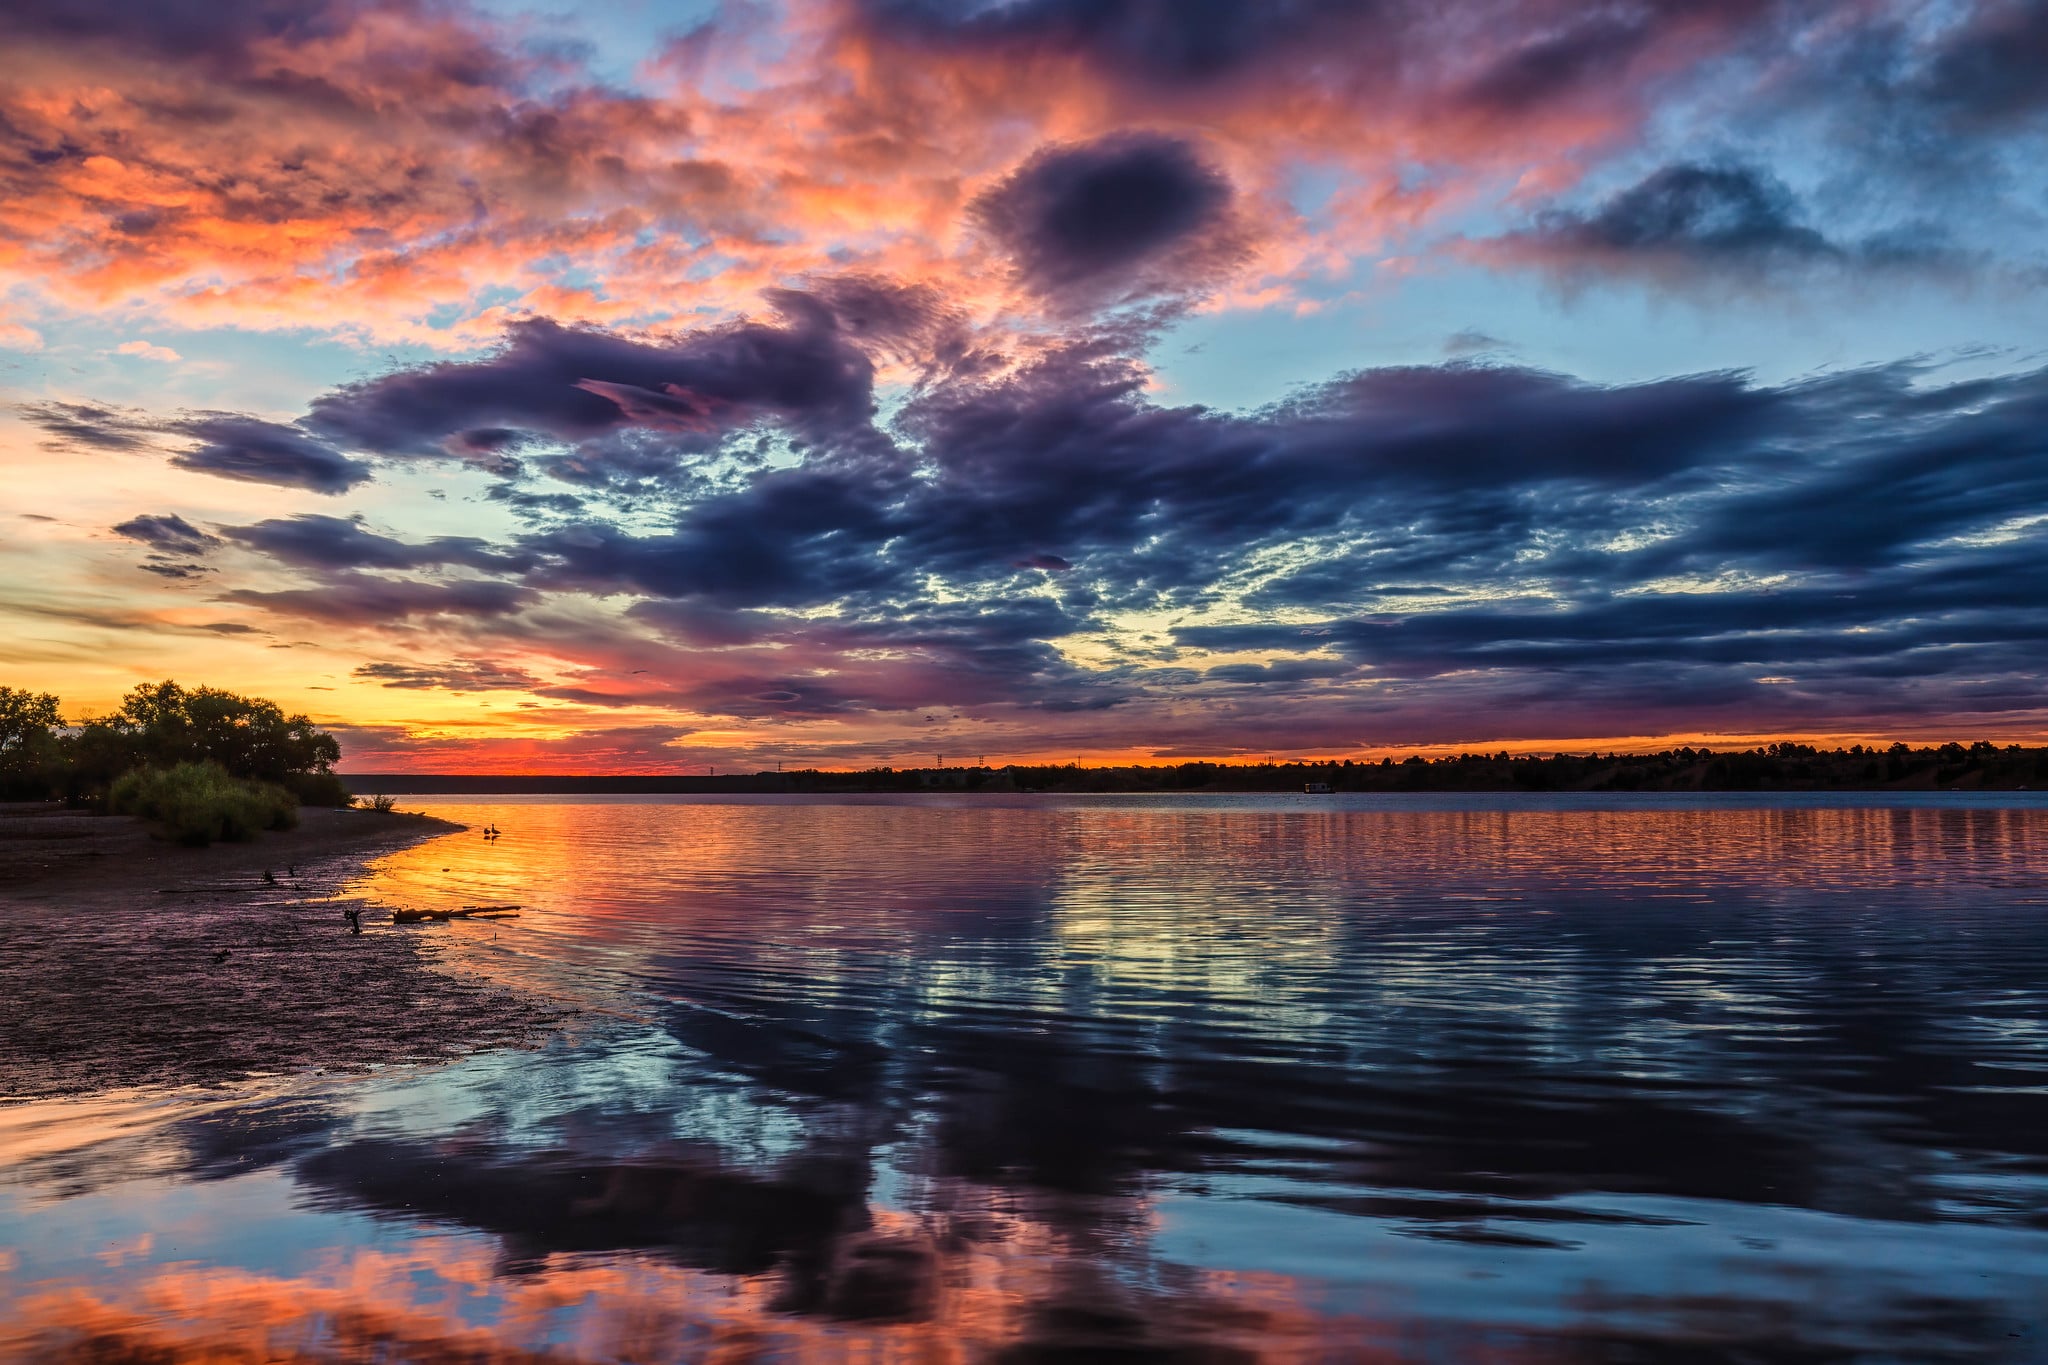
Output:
(0, 805), (565, 1101)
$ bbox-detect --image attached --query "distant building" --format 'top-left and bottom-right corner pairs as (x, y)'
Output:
(1304, 781), (1334, 794)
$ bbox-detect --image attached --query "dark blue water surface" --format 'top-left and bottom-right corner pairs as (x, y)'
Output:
(5, 794), (2048, 1361)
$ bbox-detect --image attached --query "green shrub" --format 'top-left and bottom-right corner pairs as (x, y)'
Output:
(286, 770), (354, 807)
(110, 762), (300, 847)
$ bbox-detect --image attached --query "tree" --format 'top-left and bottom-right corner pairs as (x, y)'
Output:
(69, 681), (343, 797)
(0, 686), (62, 797)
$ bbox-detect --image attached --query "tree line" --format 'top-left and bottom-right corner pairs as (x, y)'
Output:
(0, 680), (349, 812)
(974, 742), (2048, 792)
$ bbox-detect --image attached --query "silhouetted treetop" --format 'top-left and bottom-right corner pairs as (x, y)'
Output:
(78, 681), (340, 786)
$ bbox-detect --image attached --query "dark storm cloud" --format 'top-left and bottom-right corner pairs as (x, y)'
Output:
(112, 513), (221, 555)
(629, 594), (1084, 656)
(845, 0), (1388, 86)
(278, 323), (2010, 625)
(0, 0), (524, 101)
(1650, 365), (2048, 574)
(169, 416), (374, 494)
(354, 659), (540, 690)
(972, 133), (1243, 307)
(1682, 6), (2048, 262)
(112, 512), (224, 580)
(18, 401), (152, 450)
(204, 291), (2048, 737)
(771, 274), (981, 374)
(20, 402), (371, 491)
(518, 467), (904, 608)
(304, 297), (886, 460)
(843, 0), (1807, 129)
(1173, 544), (2048, 714)
(1455, 11), (1664, 115)
(1549, 163), (1830, 259)
(221, 514), (531, 573)
(1485, 162), (1976, 285)
(223, 573), (536, 624)
(418, 344), (1777, 616)
(875, 348), (1779, 612)
(421, 593), (1114, 723)
(0, 0), (345, 68)
(1912, 0), (2048, 128)
(1151, 360), (2048, 730)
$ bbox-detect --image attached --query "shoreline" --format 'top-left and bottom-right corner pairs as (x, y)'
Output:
(0, 806), (566, 1103)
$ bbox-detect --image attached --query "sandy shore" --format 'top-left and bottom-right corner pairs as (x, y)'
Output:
(0, 805), (565, 1101)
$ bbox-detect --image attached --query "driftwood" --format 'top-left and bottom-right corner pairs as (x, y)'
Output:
(390, 903), (523, 925)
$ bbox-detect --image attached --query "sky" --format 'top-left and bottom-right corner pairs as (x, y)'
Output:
(2, 0), (2046, 772)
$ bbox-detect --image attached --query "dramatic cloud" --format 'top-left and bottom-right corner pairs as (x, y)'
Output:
(972, 133), (1245, 308)
(112, 512), (220, 556)
(169, 417), (373, 493)
(7, 0), (2048, 762)
(1910, 0), (2048, 128)
(224, 574), (537, 625)
(353, 659), (541, 691)
(841, 0), (1397, 87)
(20, 403), (371, 491)
(112, 511), (222, 579)
(305, 303), (884, 461)
(169, 292), (2048, 749)
(222, 515), (528, 574)
(1479, 162), (1973, 286)
(19, 401), (152, 450)
(12, 0), (2026, 354)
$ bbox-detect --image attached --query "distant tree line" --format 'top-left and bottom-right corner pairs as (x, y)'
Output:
(1, 681), (350, 835)
(369, 743), (2048, 795)
(973, 742), (2048, 793)
(734, 742), (2048, 793)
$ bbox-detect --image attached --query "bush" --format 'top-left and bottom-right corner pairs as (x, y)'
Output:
(286, 770), (354, 807)
(110, 762), (300, 847)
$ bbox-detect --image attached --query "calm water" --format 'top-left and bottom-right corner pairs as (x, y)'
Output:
(6, 794), (2048, 1362)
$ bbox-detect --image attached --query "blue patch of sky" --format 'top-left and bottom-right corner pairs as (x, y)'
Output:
(0, 319), (444, 419)
(470, 0), (725, 91)
(1153, 255), (2048, 413)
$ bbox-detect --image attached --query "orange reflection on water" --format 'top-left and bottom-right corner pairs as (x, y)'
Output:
(347, 799), (2048, 1018)
(1, 1204), (1362, 1365)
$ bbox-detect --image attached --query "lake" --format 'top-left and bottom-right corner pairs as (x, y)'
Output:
(5, 794), (2048, 1361)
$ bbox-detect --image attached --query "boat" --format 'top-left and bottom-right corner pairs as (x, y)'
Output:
(1304, 782), (1334, 794)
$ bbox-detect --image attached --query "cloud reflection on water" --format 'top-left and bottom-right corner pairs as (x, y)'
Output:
(5, 796), (2048, 1360)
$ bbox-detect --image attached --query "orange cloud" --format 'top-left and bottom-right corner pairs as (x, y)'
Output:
(0, 0), (1792, 352)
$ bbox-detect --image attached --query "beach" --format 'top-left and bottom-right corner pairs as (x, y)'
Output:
(0, 804), (563, 1101)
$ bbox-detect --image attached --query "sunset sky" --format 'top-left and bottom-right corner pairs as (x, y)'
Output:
(3, 0), (2046, 771)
